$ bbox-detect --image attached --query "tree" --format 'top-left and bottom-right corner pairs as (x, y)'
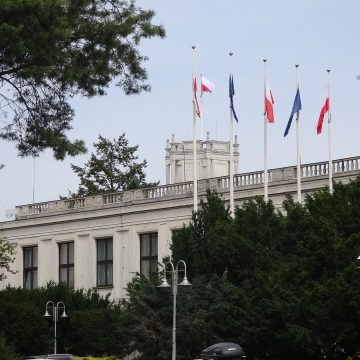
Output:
(69, 133), (158, 197)
(0, 333), (21, 360)
(0, 237), (17, 281)
(0, 0), (165, 159)
(0, 282), (125, 357)
(121, 271), (248, 360)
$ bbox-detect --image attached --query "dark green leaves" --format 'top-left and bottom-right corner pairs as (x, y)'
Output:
(127, 181), (360, 359)
(68, 133), (158, 196)
(0, 0), (165, 159)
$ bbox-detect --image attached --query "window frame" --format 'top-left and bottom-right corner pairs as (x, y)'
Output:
(23, 246), (38, 289)
(140, 232), (158, 276)
(96, 237), (113, 287)
(58, 241), (74, 288)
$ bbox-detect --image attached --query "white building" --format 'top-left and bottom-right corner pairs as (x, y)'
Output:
(1, 137), (359, 300)
(165, 133), (239, 183)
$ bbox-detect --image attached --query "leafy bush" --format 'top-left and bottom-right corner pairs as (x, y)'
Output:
(0, 332), (21, 360)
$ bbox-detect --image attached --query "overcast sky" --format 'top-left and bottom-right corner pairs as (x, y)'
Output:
(1, 0), (360, 221)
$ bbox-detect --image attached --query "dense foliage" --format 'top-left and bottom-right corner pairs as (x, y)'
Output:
(0, 0), (165, 159)
(0, 282), (124, 357)
(0, 332), (21, 360)
(0, 237), (16, 280)
(122, 180), (360, 360)
(2, 179), (360, 359)
(68, 133), (158, 197)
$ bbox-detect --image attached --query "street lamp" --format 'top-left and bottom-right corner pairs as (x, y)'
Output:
(158, 260), (192, 360)
(43, 301), (68, 354)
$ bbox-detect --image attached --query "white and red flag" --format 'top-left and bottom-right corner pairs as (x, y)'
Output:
(192, 77), (201, 118)
(316, 97), (329, 134)
(265, 80), (275, 123)
(201, 76), (215, 94)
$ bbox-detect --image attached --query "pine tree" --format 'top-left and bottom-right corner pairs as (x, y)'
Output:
(69, 133), (158, 197)
(0, 0), (165, 159)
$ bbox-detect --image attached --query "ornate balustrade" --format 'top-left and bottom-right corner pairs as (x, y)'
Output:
(14, 156), (360, 218)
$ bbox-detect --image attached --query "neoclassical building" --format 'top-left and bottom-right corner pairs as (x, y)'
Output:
(1, 135), (359, 299)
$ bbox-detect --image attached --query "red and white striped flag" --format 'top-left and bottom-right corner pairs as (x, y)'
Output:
(201, 76), (215, 94)
(193, 77), (201, 118)
(265, 80), (275, 123)
(316, 97), (329, 134)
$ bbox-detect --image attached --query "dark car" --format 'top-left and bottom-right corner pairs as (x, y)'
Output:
(200, 342), (246, 359)
(353, 351), (360, 360)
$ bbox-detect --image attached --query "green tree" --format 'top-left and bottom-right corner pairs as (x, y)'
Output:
(0, 282), (125, 357)
(0, 0), (165, 159)
(167, 187), (360, 359)
(171, 190), (234, 279)
(121, 273), (173, 360)
(121, 271), (248, 360)
(0, 237), (17, 281)
(68, 133), (158, 197)
(0, 333), (21, 360)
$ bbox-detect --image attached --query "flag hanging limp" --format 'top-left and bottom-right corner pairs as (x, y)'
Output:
(193, 77), (201, 118)
(284, 87), (302, 137)
(265, 80), (275, 123)
(229, 75), (239, 123)
(201, 76), (215, 93)
(317, 97), (329, 134)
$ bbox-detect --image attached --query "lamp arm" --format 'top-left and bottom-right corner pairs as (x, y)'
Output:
(162, 261), (175, 280)
(176, 260), (188, 276)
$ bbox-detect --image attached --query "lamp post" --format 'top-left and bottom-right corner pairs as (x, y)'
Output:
(43, 301), (68, 354)
(158, 260), (192, 360)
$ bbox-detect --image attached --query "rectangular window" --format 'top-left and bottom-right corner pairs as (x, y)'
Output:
(23, 246), (38, 289)
(59, 242), (74, 288)
(97, 238), (113, 287)
(140, 233), (158, 276)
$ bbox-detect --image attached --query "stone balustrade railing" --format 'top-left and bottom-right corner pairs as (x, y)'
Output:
(14, 156), (360, 218)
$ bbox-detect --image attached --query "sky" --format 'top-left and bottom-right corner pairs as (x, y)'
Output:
(1, 0), (360, 221)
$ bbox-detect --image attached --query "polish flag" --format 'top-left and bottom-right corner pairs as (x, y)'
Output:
(201, 76), (215, 94)
(193, 77), (201, 118)
(265, 81), (275, 123)
(317, 97), (329, 134)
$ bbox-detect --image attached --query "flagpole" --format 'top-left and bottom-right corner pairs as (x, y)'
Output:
(192, 45), (198, 212)
(200, 74), (203, 141)
(327, 68), (333, 194)
(295, 64), (302, 203)
(229, 51), (235, 217)
(263, 58), (268, 202)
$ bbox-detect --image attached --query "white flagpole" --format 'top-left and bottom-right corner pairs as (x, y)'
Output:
(263, 58), (268, 202)
(229, 51), (235, 217)
(192, 45), (198, 212)
(327, 69), (333, 194)
(32, 155), (36, 204)
(200, 74), (203, 141)
(295, 64), (302, 203)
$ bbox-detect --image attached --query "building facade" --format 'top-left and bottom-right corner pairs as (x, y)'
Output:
(1, 154), (360, 300)
(165, 133), (239, 184)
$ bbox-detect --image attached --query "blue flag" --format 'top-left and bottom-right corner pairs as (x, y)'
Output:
(229, 75), (239, 122)
(284, 87), (302, 137)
